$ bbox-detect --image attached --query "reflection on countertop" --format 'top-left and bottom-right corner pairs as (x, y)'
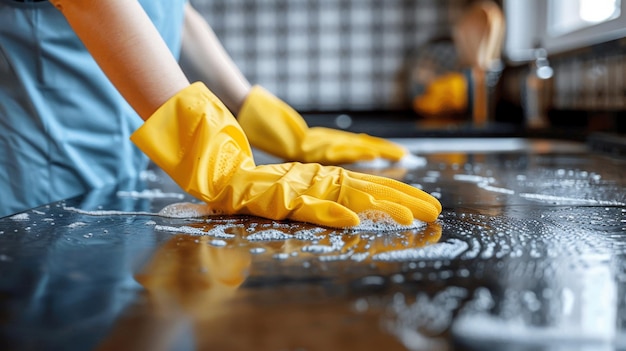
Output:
(0, 138), (625, 351)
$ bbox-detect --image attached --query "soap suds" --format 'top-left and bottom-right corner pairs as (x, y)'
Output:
(64, 202), (222, 219)
(9, 213), (29, 221)
(452, 313), (617, 346)
(454, 174), (493, 183)
(351, 158), (392, 169)
(519, 193), (625, 206)
(478, 183), (515, 195)
(209, 239), (227, 247)
(67, 222), (87, 229)
(453, 174), (515, 195)
(373, 239), (468, 261)
(350, 252), (370, 262)
(273, 253), (290, 260)
(250, 247), (266, 254)
(157, 202), (220, 218)
(396, 153), (428, 169)
(293, 228), (326, 240)
(139, 169), (159, 182)
(63, 206), (154, 216)
(318, 251), (354, 262)
(246, 230), (294, 241)
(117, 189), (184, 199)
(301, 244), (336, 254)
(347, 211), (427, 232)
(154, 224), (236, 238)
(351, 153), (427, 170)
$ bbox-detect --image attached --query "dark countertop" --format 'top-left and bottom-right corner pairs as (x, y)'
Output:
(1, 139), (625, 351)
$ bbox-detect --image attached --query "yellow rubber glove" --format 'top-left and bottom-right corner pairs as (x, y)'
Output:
(237, 86), (407, 164)
(131, 82), (441, 228)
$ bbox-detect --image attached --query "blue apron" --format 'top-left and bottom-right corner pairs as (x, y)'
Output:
(0, 0), (186, 217)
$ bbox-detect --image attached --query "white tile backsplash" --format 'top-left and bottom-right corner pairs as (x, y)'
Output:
(190, 0), (466, 111)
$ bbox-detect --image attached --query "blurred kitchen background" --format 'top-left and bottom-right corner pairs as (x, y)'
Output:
(187, 0), (626, 145)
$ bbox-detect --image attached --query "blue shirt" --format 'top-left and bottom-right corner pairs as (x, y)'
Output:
(0, 0), (186, 217)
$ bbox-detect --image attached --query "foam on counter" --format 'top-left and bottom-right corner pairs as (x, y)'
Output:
(301, 244), (336, 254)
(65, 202), (214, 219)
(67, 221), (87, 229)
(209, 239), (227, 247)
(347, 211), (427, 232)
(396, 153), (428, 169)
(246, 230), (294, 241)
(519, 193), (626, 206)
(373, 238), (468, 261)
(154, 224), (236, 238)
(116, 189), (185, 199)
(63, 206), (154, 216)
(452, 313), (618, 347)
(351, 153), (427, 170)
(9, 213), (29, 221)
(155, 204), (429, 234)
(293, 227), (326, 240)
(62, 202), (431, 241)
(157, 202), (219, 218)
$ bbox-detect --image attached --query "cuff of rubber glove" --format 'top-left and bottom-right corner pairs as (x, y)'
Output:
(130, 82), (218, 176)
(238, 85), (309, 131)
(238, 85), (272, 120)
(238, 85), (263, 118)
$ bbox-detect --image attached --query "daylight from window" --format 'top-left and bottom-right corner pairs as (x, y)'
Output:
(550, 0), (621, 35)
(580, 0), (620, 23)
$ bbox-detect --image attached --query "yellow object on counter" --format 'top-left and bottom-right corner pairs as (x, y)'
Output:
(413, 72), (467, 117)
(131, 82), (441, 227)
(238, 85), (407, 165)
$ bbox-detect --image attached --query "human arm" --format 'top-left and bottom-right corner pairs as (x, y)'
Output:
(180, 3), (251, 114)
(49, 0), (188, 120)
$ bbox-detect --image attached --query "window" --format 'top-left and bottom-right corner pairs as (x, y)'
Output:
(504, 0), (626, 63)
(549, 0), (621, 36)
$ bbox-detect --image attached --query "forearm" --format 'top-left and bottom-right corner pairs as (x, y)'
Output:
(50, 0), (189, 120)
(180, 4), (251, 114)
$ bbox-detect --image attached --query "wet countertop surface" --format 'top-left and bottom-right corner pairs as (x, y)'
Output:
(1, 138), (625, 351)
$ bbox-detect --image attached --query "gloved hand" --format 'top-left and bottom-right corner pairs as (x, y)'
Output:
(237, 86), (407, 165)
(131, 82), (441, 228)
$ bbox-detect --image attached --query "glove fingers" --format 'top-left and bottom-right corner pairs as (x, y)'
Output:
(344, 172), (442, 221)
(335, 186), (415, 225)
(350, 171), (442, 211)
(318, 144), (378, 164)
(373, 188), (440, 223)
(289, 195), (360, 228)
(368, 187), (439, 223)
(380, 185), (441, 222)
(301, 133), (377, 164)
(305, 128), (404, 164)
(359, 135), (407, 161)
